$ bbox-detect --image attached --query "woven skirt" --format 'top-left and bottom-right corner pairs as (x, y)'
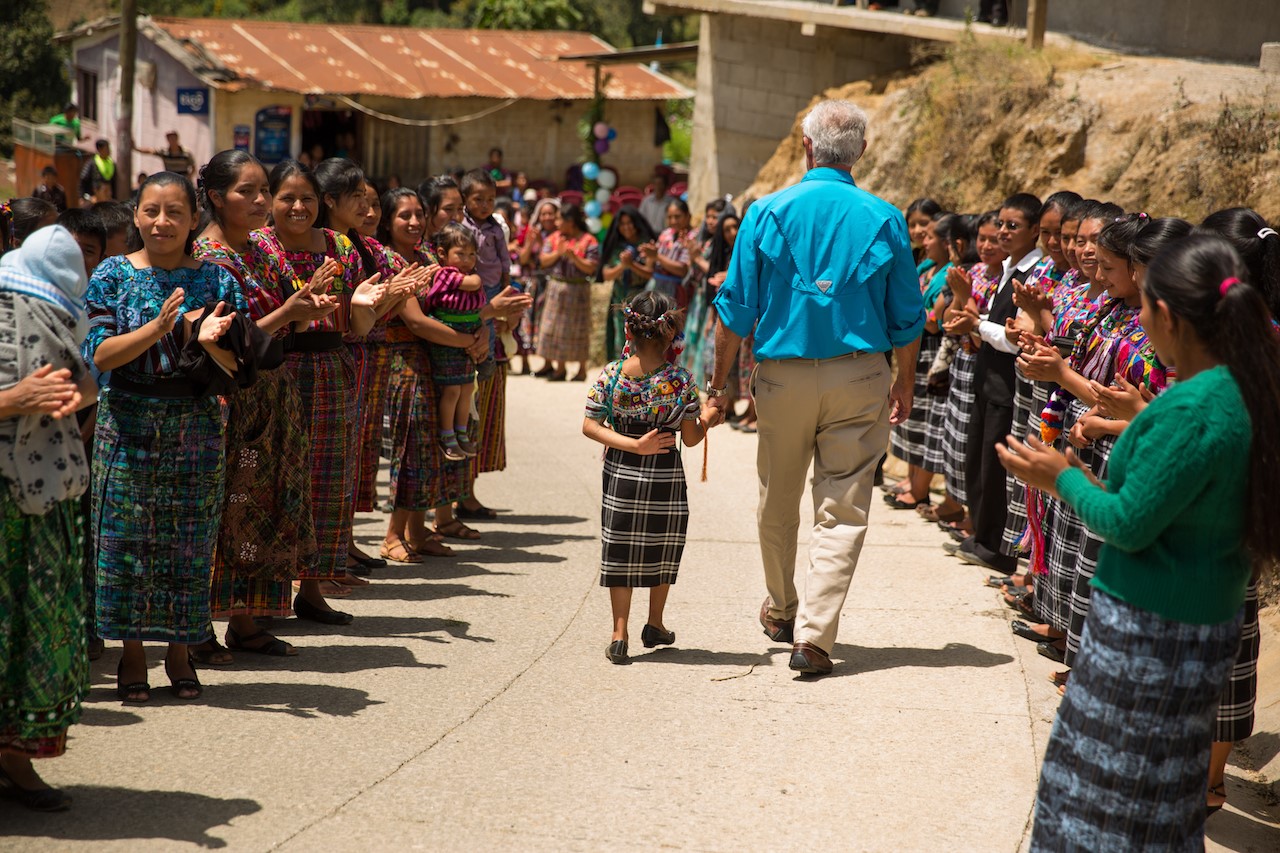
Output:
(286, 349), (357, 580)
(1215, 581), (1260, 743)
(350, 341), (394, 514)
(386, 342), (470, 511)
(1031, 589), (1242, 852)
(470, 364), (507, 476)
(211, 368), (316, 619)
(1000, 373), (1038, 556)
(92, 389), (224, 643)
(1065, 427), (1116, 667)
(889, 333), (940, 469)
(537, 277), (592, 363)
(0, 492), (86, 759)
(600, 419), (689, 588)
(942, 349), (976, 504)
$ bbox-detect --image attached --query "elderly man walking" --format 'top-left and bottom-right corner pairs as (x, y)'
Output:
(705, 100), (924, 676)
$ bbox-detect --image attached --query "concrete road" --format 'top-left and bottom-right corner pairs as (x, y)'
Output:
(5, 372), (1277, 850)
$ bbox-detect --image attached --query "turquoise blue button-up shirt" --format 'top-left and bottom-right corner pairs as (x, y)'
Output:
(714, 168), (925, 360)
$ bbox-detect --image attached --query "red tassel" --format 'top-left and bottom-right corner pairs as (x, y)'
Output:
(701, 428), (709, 483)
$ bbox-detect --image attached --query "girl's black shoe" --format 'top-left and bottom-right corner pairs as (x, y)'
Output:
(641, 624), (675, 648)
(606, 640), (628, 664)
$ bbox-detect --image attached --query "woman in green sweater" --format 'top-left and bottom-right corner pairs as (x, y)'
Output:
(997, 233), (1280, 851)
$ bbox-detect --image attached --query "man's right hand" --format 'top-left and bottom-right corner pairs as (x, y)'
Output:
(888, 376), (913, 425)
(704, 392), (730, 428)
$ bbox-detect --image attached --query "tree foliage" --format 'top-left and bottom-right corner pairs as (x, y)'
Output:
(0, 0), (70, 157)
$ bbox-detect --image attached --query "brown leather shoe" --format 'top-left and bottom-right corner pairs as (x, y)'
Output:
(759, 597), (795, 643)
(789, 642), (833, 675)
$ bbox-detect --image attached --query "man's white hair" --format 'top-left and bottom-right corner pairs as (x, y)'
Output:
(801, 100), (868, 167)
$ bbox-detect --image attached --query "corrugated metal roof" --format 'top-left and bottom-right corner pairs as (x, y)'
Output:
(148, 17), (690, 101)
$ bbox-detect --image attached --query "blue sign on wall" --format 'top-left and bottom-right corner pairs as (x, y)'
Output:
(176, 87), (209, 115)
(254, 106), (292, 165)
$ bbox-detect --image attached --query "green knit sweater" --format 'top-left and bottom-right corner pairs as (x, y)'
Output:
(1055, 364), (1252, 625)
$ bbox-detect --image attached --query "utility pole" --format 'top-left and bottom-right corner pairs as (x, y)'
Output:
(117, 0), (137, 200)
(1026, 0), (1048, 50)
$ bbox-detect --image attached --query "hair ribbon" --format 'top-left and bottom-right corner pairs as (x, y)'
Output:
(1219, 277), (1240, 297)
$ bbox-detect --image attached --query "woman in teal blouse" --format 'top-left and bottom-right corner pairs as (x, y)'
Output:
(997, 233), (1280, 851)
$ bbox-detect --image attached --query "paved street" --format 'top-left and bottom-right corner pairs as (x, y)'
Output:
(4, 372), (1277, 851)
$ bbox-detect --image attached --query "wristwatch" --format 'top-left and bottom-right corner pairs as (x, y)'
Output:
(706, 384), (728, 398)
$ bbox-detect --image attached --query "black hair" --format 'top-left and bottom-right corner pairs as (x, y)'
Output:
(1130, 217), (1193, 267)
(1078, 200), (1125, 226)
(1143, 233), (1280, 566)
(95, 138), (109, 151)
(460, 168), (497, 198)
(267, 158), (322, 199)
(64, 102), (78, 113)
(975, 209), (1000, 230)
(624, 289), (683, 344)
(41, 164), (58, 176)
(597, 205), (657, 282)
(313, 157), (378, 278)
(1058, 198), (1090, 225)
(906, 197), (943, 220)
(1000, 193), (1042, 226)
(377, 187), (424, 246)
(665, 198), (690, 218)
(706, 211), (742, 278)
(1198, 208), (1280, 319)
(90, 200), (135, 246)
(56, 207), (106, 255)
(559, 201), (588, 233)
(418, 176), (461, 237)
(136, 171), (199, 254)
(489, 147), (503, 158)
(1097, 213), (1149, 262)
(1039, 191), (1082, 220)
(435, 221), (478, 258)
(196, 149), (264, 232)
(700, 198), (731, 242)
(8, 197), (57, 245)
(935, 213), (977, 266)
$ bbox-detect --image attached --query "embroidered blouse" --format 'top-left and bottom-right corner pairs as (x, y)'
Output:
(251, 228), (362, 333)
(544, 232), (599, 283)
(586, 361), (700, 430)
(192, 237), (298, 338)
(653, 227), (695, 289)
(83, 256), (246, 381)
(423, 267), (486, 320)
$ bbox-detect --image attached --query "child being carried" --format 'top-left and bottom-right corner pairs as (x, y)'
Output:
(424, 222), (486, 460)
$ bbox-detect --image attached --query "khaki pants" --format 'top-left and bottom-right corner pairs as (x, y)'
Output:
(753, 352), (891, 653)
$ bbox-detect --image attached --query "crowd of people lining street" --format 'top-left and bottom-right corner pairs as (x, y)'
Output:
(0, 93), (1274, 852)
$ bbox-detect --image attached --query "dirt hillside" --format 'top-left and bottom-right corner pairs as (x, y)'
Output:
(742, 39), (1280, 224)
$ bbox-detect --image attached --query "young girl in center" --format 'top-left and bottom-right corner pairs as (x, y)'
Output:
(424, 222), (485, 461)
(583, 291), (713, 665)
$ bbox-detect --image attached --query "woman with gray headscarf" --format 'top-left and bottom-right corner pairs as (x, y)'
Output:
(0, 224), (96, 812)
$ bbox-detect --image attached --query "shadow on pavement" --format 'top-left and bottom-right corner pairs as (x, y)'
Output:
(470, 530), (594, 548)
(216, 644), (444, 675)
(199, 681), (383, 718)
(76, 706), (145, 728)
(435, 549), (567, 566)
(1204, 782), (1280, 847)
(342, 581), (511, 603)
(823, 642), (1014, 678)
(628, 648), (774, 667)
(1239, 730), (1280, 772)
(478, 514), (589, 526)
(274, 615), (495, 643)
(386, 562), (521, 581)
(0, 787), (260, 847)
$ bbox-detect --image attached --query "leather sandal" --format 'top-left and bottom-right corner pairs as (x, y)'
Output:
(434, 519), (481, 540)
(380, 538), (423, 564)
(165, 658), (203, 700)
(408, 537), (455, 558)
(454, 502), (498, 520)
(189, 635), (234, 666)
(226, 626), (297, 657)
(115, 660), (150, 703)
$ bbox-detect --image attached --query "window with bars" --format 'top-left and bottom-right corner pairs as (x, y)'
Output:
(77, 68), (99, 122)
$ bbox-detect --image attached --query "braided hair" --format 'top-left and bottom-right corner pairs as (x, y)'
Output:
(622, 290), (683, 346)
(196, 149), (263, 232)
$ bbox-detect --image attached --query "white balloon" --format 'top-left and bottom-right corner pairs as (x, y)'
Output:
(597, 171), (617, 189)
(586, 217), (604, 233)
(595, 188), (612, 205)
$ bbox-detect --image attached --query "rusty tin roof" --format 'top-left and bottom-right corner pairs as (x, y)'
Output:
(144, 17), (689, 101)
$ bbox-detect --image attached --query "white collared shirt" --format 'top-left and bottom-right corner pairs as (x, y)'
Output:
(978, 248), (1044, 355)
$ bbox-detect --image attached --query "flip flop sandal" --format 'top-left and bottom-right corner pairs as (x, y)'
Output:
(380, 539), (424, 564)
(226, 627), (297, 657)
(887, 494), (930, 510)
(434, 519), (481, 540)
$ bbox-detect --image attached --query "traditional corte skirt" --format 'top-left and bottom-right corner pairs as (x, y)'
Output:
(350, 340), (394, 513)
(600, 418), (689, 588)
(1031, 590), (1242, 852)
(92, 389), (224, 643)
(211, 367), (316, 619)
(386, 340), (469, 511)
(0, 492), (86, 758)
(1215, 581), (1261, 743)
(942, 348), (976, 504)
(1000, 373), (1038, 556)
(537, 277), (592, 363)
(889, 332), (940, 469)
(285, 349), (357, 580)
(470, 365), (507, 476)
(1065, 425), (1115, 668)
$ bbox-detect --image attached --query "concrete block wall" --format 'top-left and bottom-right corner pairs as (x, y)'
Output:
(689, 13), (914, 209)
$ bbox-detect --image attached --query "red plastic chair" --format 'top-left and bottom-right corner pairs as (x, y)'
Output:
(558, 190), (584, 207)
(670, 181), (688, 198)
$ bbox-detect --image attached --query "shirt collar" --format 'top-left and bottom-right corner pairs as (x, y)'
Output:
(1004, 247), (1045, 276)
(801, 167), (856, 186)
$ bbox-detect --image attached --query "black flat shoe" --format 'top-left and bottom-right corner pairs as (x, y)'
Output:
(346, 563), (374, 577)
(0, 767), (72, 812)
(348, 551), (387, 570)
(293, 594), (354, 626)
(1011, 619), (1047, 642)
(455, 502), (498, 520)
(1037, 641), (1066, 663)
(115, 660), (150, 703)
(533, 365), (554, 377)
(606, 639), (629, 664)
(641, 624), (675, 648)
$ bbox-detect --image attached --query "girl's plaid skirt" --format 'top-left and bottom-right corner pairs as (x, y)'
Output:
(1000, 373), (1038, 557)
(537, 277), (592, 363)
(1215, 581), (1260, 743)
(1065, 426), (1115, 668)
(942, 349), (976, 504)
(212, 368), (315, 619)
(286, 349), (358, 580)
(92, 389), (224, 643)
(1032, 590), (1242, 852)
(600, 418), (688, 588)
(889, 333), (940, 469)
(469, 365), (507, 476)
(386, 342), (469, 511)
(350, 340), (394, 514)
